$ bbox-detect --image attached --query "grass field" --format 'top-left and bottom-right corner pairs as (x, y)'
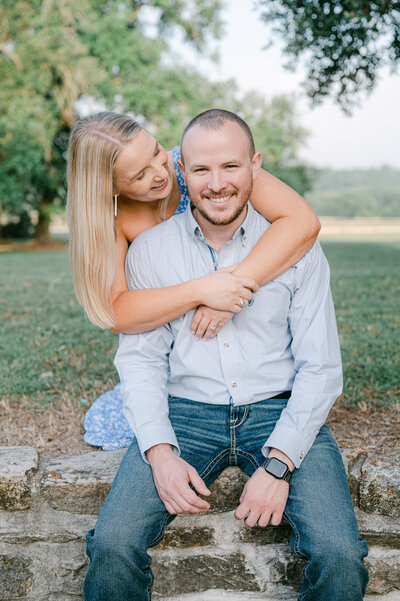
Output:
(1, 240), (399, 410)
(322, 240), (399, 407)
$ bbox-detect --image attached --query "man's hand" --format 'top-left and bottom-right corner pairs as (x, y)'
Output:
(191, 306), (234, 340)
(146, 443), (211, 515)
(234, 449), (294, 527)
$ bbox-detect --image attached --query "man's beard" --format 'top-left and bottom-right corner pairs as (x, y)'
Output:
(192, 179), (253, 227)
(194, 197), (247, 226)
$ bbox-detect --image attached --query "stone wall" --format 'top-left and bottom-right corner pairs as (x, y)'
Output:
(0, 445), (399, 601)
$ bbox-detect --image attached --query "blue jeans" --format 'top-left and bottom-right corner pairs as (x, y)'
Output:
(84, 397), (368, 600)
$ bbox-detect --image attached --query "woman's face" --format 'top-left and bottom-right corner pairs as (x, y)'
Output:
(113, 129), (172, 203)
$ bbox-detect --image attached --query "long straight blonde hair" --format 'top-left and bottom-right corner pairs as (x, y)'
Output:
(66, 112), (142, 329)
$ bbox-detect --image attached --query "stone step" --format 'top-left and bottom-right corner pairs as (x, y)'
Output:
(157, 589), (400, 601)
(0, 447), (399, 601)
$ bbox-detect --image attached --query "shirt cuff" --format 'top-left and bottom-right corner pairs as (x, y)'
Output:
(136, 421), (181, 464)
(262, 425), (311, 469)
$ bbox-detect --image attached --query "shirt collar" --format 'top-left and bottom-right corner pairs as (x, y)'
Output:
(182, 201), (256, 248)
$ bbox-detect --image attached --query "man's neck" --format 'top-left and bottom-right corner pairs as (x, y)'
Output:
(193, 205), (248, 252)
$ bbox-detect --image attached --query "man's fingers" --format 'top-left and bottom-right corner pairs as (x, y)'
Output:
(175, 493), (206, 514)
(171, 486), (209, 513)
(162, 488), (199, 514)
(202, 322), (220, 340)
(189, 469), (211, 497)
(163, 470), (211, 514)
(269, 511), (283, 526)
(179, 481), (210, 511)
(203, 318), (230, 340)
(234, 501), (250, 521)
(233, 468), (289, 528)
(192, 316), (210, 339)
(244, 509), (261, 528)
(257, 509), (282, 527)
(154, 457), (212, 515)
(257, 510), (272, 528)
(163, 497), (180, 515)
(190, 311), (202, 334)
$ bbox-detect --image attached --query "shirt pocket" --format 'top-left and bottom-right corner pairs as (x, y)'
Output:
(240, 282), (291, 328)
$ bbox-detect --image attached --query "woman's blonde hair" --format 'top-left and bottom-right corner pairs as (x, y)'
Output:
(66, 111), (142, 329)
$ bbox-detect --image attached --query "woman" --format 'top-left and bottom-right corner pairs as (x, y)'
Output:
(67, 111), (320, 449)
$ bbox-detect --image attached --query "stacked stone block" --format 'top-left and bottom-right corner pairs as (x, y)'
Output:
(0, 445), (399, 600)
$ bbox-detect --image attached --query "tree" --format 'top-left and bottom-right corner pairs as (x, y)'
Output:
(306, 166), (400, 217)
(255, 0), (400, 111)
(0, 1), (311, 242)
(0, 0), (224, 242)
(234, 92), (313, 195)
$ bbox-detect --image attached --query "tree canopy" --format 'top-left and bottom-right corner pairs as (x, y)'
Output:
(232, 91), (312, 194)
(0, 0), (310, 241)
(256, 0), (400, 111)
(0, 0), (226, 240)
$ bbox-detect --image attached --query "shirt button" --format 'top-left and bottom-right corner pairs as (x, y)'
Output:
(232, 382), (237, 388)
(300, 453), (304, 459)
(224, 342), (230, 348)
(243, 236), (247, 241)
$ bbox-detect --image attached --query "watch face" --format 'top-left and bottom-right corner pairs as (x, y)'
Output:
(267, 458), (287, 478)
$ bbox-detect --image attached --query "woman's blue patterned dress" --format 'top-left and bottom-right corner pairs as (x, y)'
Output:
(83, 147), (190, 450)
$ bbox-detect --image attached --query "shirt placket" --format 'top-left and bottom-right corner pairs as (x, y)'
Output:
(206, 238), (243, 406)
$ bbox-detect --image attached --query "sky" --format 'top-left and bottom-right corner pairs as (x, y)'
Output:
(172, 1), (400, 170)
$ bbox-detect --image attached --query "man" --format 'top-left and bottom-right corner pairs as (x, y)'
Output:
(84, 109), (368, 601)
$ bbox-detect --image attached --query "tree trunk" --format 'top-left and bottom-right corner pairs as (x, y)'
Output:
(34, 198), (53, 245)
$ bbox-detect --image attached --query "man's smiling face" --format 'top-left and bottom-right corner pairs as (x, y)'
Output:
(180, 120), (261, 226)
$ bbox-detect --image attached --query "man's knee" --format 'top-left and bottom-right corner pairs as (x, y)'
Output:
(86, 506), (168, 564)
(309, 534), (369, 586)
(84, 527), (154, 601)
(86, 526), (134, 562)
(315, 534), (367, 560)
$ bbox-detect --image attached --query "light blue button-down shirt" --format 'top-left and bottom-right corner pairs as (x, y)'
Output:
(115, 203), (343, 468)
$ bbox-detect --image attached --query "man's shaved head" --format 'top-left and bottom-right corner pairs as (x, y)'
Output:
(181, 109), (255, 160)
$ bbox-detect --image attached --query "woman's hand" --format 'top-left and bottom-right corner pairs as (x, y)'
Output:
(191, 306), (234, 340)
(199, 266), (259, 313)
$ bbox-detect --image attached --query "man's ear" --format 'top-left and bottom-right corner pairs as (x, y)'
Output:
(251, 152), (262, 180)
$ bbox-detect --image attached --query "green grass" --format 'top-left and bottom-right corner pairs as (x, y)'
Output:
(0, 250), (118, 408)
(323, 241), (400, 407)
(1, 241), (399, 408)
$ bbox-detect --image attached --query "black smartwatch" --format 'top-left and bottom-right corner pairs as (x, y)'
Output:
(262, 457), (292, 483)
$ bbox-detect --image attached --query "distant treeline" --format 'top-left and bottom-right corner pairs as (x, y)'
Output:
(306, 166), (400, 217)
